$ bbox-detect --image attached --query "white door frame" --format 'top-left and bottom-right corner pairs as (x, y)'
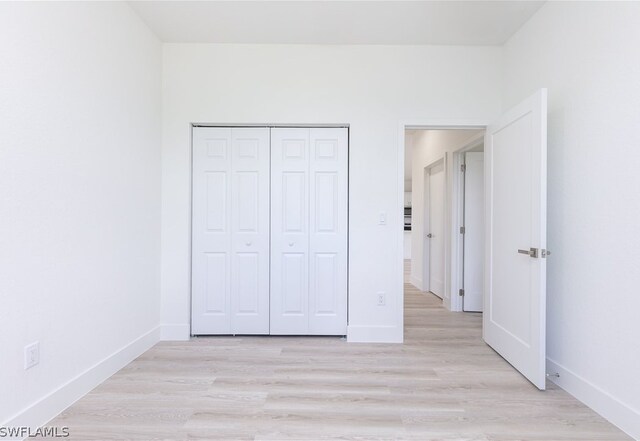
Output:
(422, 156), (445, 296)
(450, 132), (485, 312)
(398, 120), (488, 316)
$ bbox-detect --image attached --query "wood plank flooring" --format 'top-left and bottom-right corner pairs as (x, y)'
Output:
(43, 261), (630, 440)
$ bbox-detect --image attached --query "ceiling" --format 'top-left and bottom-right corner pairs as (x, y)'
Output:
(128, 1), (545, 45)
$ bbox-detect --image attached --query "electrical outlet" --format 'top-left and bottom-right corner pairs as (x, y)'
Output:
(24, 342), (39, 370)
(377, 292), (386, 306)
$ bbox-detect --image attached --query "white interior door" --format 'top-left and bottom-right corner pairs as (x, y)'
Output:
(191, 127), (270, 335)
(484, 89), (547, 389)
(462, 152), (484, 312)
(427, 162), (445, 298)
(270, 127), (348, 335)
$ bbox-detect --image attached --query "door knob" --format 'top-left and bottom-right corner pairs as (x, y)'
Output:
(245, 241), (252, 246)
(518, 248), (538, 258)
(426, 233), (433, 238)
(288, 242), (294, 247)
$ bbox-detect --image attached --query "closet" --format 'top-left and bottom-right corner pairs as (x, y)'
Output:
(191, 126), (348, 336)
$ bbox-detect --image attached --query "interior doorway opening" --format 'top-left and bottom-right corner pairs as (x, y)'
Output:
(402, 127), (486, 312)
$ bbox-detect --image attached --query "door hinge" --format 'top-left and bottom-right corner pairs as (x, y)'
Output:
(460, 226), (465, 234)
(459, 289), (465, 296)
(460, 164), (466, 172)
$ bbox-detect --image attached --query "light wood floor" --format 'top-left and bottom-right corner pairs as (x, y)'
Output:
(44, 261), (630, 440)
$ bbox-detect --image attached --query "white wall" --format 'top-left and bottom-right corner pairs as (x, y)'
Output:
(161, 44), (502, 342)
(409, 129), (481, 309)
(503, 2), (640, 438)
(0, 2), (162, 429)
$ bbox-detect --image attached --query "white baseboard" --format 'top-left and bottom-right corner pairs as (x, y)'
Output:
(160, 323), (190, 341)
(409, 276), (423, 291)
(2, 326), (160, 440)
(547, 358), (639, 440)
(347, 325), (403, 343)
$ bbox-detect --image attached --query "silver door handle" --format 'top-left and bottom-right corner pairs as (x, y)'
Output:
(426, 234), (433, 238)
(518, 248), (538, 258)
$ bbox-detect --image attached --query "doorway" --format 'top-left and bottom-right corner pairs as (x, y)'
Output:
(403, 127), (485, 311)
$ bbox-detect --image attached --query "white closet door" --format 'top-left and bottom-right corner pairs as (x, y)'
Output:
(230, 128), (270, 334)
(192, 127), (270, 335)
(270, 127), (348, 335)
(309, 128), (348, 335)
(192, 127), (233, 334)
(270, 128), (310, 334)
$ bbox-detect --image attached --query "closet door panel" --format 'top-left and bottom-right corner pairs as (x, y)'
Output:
(309, 128), (348, 335)
(270, 128), (310, 334)
(231, 128), (270, 334)
(192, 128), (233, 334)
